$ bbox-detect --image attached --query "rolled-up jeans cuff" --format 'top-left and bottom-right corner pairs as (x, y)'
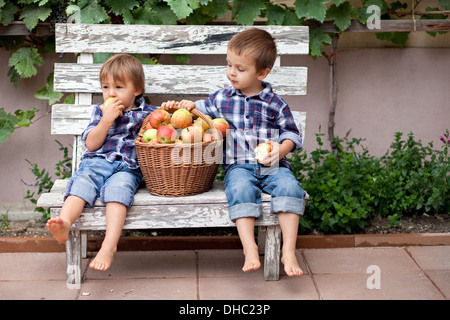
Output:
(228, 203), (262, 222)
(271, 196), (305, 216)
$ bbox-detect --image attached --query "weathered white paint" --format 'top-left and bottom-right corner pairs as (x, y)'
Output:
(53, 63), (308, 96)
(55, 24), (309, 55)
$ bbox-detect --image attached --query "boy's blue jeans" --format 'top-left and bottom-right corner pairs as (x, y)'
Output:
(223, 163), (306, 222)
(64, 157), (143, 208)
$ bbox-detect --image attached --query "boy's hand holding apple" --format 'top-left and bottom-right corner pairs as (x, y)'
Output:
(101, 97), (125, 123)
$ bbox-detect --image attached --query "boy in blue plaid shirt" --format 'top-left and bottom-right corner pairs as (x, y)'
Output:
(47, 54), (156, 271)
(163, 29), (306, 276)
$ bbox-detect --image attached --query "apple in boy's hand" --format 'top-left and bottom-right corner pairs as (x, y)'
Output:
(149, 109), (171, 128)
(157, 124), (178, 143)
(142, 128), (157, 143)
(171, 109), (192, 129)
(255, 142), (272, 163)
(100, 97), (116, 110)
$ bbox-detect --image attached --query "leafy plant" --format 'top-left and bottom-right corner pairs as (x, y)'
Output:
(291, 128), (449, 234)
(0, 107), (39, 143)
(0, 214), (10, 230)
(291, 128), (379, 234)
(22, 140), (72, 221)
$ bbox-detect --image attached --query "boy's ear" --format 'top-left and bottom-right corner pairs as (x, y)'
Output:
(257, 68), (271, 81)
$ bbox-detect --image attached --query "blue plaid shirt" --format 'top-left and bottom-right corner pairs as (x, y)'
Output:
(195, 81), (303, 170)
(81, 96), (156, 169)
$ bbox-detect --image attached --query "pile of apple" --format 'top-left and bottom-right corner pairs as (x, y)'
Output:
(140, 108), (230, 145)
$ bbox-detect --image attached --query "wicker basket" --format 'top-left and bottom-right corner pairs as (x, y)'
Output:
(135, 106), (223, 197)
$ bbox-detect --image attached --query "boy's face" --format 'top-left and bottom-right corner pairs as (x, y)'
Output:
(226, 49), (270, 96)
(101, 74), (142, 110)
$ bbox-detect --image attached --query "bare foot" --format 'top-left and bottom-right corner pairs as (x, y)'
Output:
(46, 217), (70, 243)
(281, 251), (303, 277)
(89, 247), (116, 271)
(242, 245), (261, 272)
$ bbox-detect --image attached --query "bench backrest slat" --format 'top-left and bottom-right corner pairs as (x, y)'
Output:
(55, 24), (309, 55)
(54, 63), (307, 96)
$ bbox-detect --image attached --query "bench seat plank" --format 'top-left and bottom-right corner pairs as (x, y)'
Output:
(54, 63), (308, 96)
(56, 24), (309, 55)
(40, 180), (278, 230)
(38, 180), (272, 208)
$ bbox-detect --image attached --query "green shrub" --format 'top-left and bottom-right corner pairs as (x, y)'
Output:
(291, 129), (449, 234)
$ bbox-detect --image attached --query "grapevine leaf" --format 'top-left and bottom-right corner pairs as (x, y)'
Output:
(201, 0), (229, 19)
(7, 66), (20, 87)
(79, 1), (109, 24)
(266, 3), (286, 25)
(376, 32), (409, 47)
(231, 0), (266, 26)
(309, 28), (332, 58)
(358, 0), (388, 24)
(132, 2), (178, 25)
(438, 0), (450, 10)
(19, 4), (52, 30)
(0, 108), (16, 143)
(108, 0), (139, 16)
(326, 2), (357, 32)
(14, 108), (39, 127)
(164, 0), (200, 20)
(0, 107), (39, 143)
(294, 0), (328, 23)
(8, 47), (44, 79)
(34, 73), (64, 105)
(0, 1), (17, 26)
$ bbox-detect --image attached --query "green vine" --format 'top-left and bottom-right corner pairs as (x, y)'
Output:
(0, 0), (449, 144)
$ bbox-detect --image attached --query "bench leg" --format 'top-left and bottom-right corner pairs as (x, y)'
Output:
(66, 230), (82, 289)
(263, 225), (281, 281)
(257, 226), (266, 255)
(81, 231), (88, 259)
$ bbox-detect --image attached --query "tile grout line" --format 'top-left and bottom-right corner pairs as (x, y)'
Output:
(195, 250), (200, 300)
(403, 247), (447, 300)
(300, 249), (323, 300)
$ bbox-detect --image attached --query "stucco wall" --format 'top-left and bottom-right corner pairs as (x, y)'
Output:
(0, 45), (449, 219)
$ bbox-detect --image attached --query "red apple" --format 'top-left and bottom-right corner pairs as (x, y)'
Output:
(149, 108), (171, 128)
(171, 108), (193, 129)
(212, 118), (230, 139)
(180, 125), (204, 143)
(142, 128), (157, 143)
(255, 142), (272, 163)
(157, 124), (178, 143)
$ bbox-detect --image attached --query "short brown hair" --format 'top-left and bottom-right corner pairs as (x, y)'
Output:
(99, 53), (145, 96)
(227, 28), (277, 71)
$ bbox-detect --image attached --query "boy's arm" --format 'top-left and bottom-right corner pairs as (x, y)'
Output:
(84, 99), (124, 151)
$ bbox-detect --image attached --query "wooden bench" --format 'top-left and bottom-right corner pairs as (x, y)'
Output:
(37, 23), (309, 287)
